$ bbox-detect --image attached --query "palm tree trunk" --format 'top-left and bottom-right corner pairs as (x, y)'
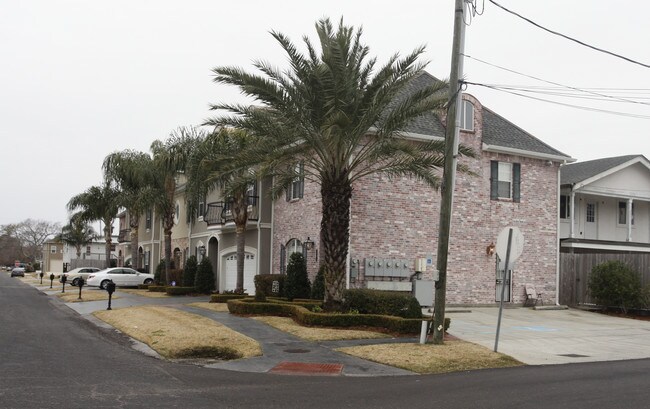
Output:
(320, 171), (352, 311)
(233, 195), (248, 293)
(164, 226), (172, 285)
(103, 221), (112, 269)
(130, 218), (140, 270)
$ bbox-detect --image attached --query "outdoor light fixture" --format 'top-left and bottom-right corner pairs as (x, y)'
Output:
(304, 237), (314, 251)
(199, 246), (206, 256)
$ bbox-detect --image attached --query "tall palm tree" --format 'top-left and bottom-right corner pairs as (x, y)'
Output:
(67, 184), (120, 269)
(186, 128), (258, 293)
(103, 150), (156, 271)
(207, 18), (472, 309)
(60, 213), (98, 259)
(150, 126), (205, 284)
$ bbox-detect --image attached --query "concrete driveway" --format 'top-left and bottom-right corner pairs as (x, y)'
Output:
(447, 307), (650, 365)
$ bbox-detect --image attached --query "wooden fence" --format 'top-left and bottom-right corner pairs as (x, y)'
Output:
(559, 252), (650, 306)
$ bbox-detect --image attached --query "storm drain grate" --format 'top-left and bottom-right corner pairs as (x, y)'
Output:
(283, 348), (310, 354)
(558, 353), (590, 358)
(270, 362), (343, 376)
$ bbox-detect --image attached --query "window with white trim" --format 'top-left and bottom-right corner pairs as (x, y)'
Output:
(490, 161), (521, 202)
(51, 246), (57, 254)
(287, 163), (304, 201)
(560, 195), (571, 219)
(618, 201), (634, 225)
(459, 100), (474, 131)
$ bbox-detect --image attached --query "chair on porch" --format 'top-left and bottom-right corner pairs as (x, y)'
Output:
(524, 285), (543, 307)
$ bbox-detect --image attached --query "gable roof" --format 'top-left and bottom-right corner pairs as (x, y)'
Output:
(561, 155), (647, 185)
(401, 72), (572, 160)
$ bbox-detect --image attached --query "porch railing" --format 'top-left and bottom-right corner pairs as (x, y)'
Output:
(204, 196), (259, 226)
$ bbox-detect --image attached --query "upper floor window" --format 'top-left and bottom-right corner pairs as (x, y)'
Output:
(86, 245), (91, 255)
(459, 100), (474, 131)
(174, 201), (180, 225)
(287, 163), (304, 201)
(618, 201), (635, 225)
(560, 195), (571, 219)
(198, 201), (205, 220)
(51, 246), (57, 254)
(145, 209), (152, 230)
(490, 161), (521, 202)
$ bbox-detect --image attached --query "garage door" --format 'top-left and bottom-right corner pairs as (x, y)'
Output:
(224, 252), (257, 295)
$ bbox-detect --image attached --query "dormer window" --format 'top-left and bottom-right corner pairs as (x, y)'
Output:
(460, 100), (474, 131)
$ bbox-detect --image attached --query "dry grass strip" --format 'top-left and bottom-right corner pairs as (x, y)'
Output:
(187, 302), (230, 313)
(94, 305), (261, 360)
(117, 288), (170, 298)
(55, 291), (113, 303)
(253, 316), (390, 341)
(337, 341), (522, 374)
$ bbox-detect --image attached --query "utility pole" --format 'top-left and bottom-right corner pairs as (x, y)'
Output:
(433, 0), (467, 344)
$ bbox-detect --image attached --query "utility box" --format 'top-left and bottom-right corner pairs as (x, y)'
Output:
(413, 279), (434, 307)
(414, 258), (427, 273)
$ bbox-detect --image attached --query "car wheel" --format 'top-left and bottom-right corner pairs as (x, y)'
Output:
(144, 278), (153, 285)
(100, 280), (110, 290)
(72, 278), (80, 286)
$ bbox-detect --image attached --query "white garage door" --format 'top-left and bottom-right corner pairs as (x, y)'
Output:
(224, 252), (257, 295)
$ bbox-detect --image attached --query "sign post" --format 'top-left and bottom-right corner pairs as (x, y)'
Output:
(494, 226), (524, 352)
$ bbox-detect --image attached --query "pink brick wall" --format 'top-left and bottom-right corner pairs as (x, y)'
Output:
(272, 94), (559, 305)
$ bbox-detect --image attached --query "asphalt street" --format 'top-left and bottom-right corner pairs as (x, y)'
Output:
(1, 273), (649, 409)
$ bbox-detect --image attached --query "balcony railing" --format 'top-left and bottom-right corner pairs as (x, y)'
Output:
(118, 229), (130, 243)
(204, 196), (259, 227)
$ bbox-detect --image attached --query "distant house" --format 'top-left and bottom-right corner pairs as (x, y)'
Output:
(559, 155), (650, 305)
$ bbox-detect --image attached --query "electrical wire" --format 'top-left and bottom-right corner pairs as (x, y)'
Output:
(463, 54), (650, 106)
(487, 0), (650, 69)
(465, 81), (650, 119)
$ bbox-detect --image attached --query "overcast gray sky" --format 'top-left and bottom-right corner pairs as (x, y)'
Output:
(2, 0), (649, 226)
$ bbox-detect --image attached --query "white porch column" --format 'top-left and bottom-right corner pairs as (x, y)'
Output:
(627, 198), (633, 242)
(569, 191), (576, 238)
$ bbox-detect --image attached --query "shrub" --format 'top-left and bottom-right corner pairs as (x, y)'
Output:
(254, 274), (285, 301)
(167, 269), (183, 285)
(343, 289), (422, 319)
(284, 253), (311, 301)
(226, 299), (437, 334)
(194, 257), (215, 294)
(137, 284), (150, 290)
(147, 285), (167, 292)
(589, 260), (643, 312)
(210, 294), (248, 303)
(310, 265), (325, 300)
(154, 261), (165, 285)
(182, 255), (198, 288)
(166, 286), (196, 296)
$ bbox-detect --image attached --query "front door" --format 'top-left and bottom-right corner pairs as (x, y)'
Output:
(584, 201), (598, 239)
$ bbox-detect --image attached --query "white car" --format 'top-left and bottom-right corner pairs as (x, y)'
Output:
(60, 267), (101, 286)
(86, 267), (154, 289)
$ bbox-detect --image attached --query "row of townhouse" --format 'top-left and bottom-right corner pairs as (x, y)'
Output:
(114, 72), (650, 306)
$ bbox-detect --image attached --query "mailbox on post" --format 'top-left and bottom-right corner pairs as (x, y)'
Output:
(106, 280), (116, 310)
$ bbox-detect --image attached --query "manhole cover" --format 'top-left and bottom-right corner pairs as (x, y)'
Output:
(270, 362), (343, 376)
(283, 348), (310, 354)
(558, 354), (590, 358)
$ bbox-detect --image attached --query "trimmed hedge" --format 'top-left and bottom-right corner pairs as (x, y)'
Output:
(138, 284), (150, 290)
(166, 286), (196, 296)
(210, 294), (249, 303)
(226, 299), (444, 334)
(148, 285), (167, 293)
(343, 289), (422, 319)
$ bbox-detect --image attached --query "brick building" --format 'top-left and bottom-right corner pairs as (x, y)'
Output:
(272, 72), (574, 306)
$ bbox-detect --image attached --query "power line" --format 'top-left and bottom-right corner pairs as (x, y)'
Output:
(465, 81), (650, 119)
(463, 54), (650, 106)
(487, 0), (650, 69)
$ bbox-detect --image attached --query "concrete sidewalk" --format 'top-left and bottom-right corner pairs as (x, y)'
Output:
(447, 307), (650, 365)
